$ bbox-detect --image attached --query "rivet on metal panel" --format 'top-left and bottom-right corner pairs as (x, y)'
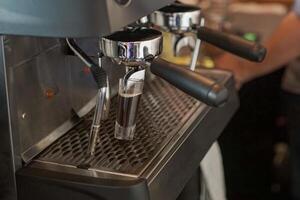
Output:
(21, 113), (27, 119)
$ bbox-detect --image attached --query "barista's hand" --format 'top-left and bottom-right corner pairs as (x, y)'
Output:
(215, 53), (259, 89)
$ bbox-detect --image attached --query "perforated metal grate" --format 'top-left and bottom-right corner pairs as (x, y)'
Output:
(36, 78), (200, 176)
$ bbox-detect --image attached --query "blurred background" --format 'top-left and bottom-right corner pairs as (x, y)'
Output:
(193, 0), (295, 200)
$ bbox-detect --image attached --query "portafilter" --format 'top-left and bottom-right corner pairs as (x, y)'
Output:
(150, 3), (267, 64)
(101, 28), (228, 107)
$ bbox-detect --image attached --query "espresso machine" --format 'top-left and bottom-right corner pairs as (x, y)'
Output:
(0, 1), (265, 200)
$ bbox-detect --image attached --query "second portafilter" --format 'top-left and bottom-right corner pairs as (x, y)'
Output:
(150, 3), (267, 65)
(147, 2), (268, 108)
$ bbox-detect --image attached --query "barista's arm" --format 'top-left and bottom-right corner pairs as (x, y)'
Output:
(215, 12), (300, 87)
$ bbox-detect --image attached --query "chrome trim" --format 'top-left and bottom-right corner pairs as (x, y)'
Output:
(150, 4), (202, 33)
(0, 36), (18, 199)
(101, 29), (163, 66)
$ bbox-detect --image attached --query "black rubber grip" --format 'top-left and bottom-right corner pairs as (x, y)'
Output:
(150, 58), (229, 107)
(90, 65), (107, 88)
(197, 27), (267, 62)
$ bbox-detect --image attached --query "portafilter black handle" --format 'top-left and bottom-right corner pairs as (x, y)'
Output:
(150, 58), (228, 107)
(197, 27), (267, 62)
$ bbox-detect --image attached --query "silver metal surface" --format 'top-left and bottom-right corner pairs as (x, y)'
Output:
(0, 0), (174, 37)
(28, 69), (239, 200)
(101, 29), (163, 66)
(99, 57), (111, 121)
(35, 77), (201, 176)
(174, 35), (196, 57)
(190, 38), (202, 71)
(21, 115), (81, 163)
(2, 36), (125, 166)
(1, 35), (126, 200)
(151, 3), (202, 33)
(0, 36), (18, 200)
(126, 68), (146, 81)
(150, 3), (206, 68)
(66, 38), (110, 156)
(6, 40), (82, 163)
(88, 87), (108, 156)
(190, 18), (205, 71)
(147, 70), (238, 200)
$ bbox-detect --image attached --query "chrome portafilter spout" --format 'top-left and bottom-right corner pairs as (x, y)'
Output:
(98, 52), (110, 121)
(66, 39), (109, 156)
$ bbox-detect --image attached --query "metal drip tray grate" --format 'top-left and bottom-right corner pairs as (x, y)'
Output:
(36, 78), (200, 176)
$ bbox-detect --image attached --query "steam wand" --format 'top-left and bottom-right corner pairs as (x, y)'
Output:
(66, 38), (109, 156)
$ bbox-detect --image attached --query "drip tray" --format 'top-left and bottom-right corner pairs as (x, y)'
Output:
(35, 78), (200, 177)
(19, 70), (239, 200)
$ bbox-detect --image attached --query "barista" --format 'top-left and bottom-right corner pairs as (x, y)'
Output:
(215, 1), (300, 199)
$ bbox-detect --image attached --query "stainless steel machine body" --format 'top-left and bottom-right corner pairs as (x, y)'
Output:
(0, 38), (238, 200)
(0, 1), (173, 199)
(0, 36), (125, 199)
(22, 70), (238, 200)
(0, 1), (240, 200)
(0, 0), (172, 38)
